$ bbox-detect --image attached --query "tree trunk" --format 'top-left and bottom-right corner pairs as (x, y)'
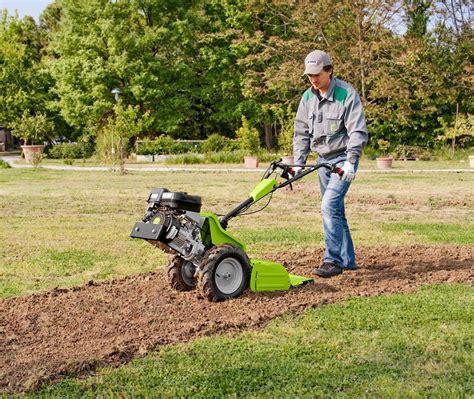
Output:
(264, 124), (273, 150)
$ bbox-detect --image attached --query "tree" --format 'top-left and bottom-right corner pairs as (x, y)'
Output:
(97, 102), (150, 173)
(0, 12), (46, 126)
(403, 0), (432, 38)
(49, 0), (194, 135)
(9, 110), (54, 145)
(48, 0), (247, 139)
(434, 0), (472, 39)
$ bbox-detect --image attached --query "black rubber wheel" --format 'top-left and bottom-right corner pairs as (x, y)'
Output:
(197, 244), (250, 302)
(166, 255), (196, 291)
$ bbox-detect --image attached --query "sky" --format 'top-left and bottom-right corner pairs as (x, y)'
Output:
(1, 0), (54, 21)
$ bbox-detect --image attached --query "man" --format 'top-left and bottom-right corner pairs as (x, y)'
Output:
(293, 50), (368, 278)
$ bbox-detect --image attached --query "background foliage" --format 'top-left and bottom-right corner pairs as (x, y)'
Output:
(0, 0), (472, 153)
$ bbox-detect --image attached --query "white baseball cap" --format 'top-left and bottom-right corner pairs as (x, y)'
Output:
(304, 50), (332, 75)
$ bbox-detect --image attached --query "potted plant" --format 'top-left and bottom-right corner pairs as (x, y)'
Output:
(10, 111), (53, 163)
(376, 138), (393, 169)
(236, 115), (260, 168)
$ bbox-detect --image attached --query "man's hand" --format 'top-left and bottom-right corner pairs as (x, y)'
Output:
(340, 161), (355, 182)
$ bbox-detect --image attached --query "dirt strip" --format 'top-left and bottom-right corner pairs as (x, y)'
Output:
(1, 245), (473, 393)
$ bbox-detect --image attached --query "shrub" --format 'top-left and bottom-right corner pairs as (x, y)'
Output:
(172, 141), (199, 154)
(0, 159), (11, 168)
(136, 138), (154, 155)
(202, 134), (229, 153)
(259, 151), (281, 163)
(204, 150), (245, 163)
(165, 153), (204, 164)
(151, 136), (175, 155)
(224, 139), (241, 152)
(377, 139), (391, 157)
(236, 116), (260, 155)
(137, 137), (200, 155)
(10, 110), (54, 145)
(48, 142), (94, 159)
(393, 145), (431, 161)
(32, 152), (44, 168)
(437, 113), (474, 152)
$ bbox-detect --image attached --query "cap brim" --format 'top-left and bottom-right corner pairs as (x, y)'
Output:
(304, 64), (323, 75)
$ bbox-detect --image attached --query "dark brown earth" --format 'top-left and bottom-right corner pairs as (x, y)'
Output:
(1, 245), (473, 393)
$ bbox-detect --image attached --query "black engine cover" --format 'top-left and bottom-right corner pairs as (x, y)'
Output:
(148, 188), (202, 212)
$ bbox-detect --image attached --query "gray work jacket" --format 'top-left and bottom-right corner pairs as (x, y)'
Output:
(293, 77), (368, 164)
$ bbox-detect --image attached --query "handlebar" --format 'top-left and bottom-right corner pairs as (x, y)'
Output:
(219, 159), (344, 229)
(263, 158), (343, 187)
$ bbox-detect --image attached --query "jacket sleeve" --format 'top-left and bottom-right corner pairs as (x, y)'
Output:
(293, 97), (310, 165)
(344, 90), (368, 158)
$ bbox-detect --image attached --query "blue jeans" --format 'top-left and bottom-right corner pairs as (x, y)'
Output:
(317, 154), (358, 269)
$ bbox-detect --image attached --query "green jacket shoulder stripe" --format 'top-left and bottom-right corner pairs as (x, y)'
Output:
(302, 88), (315, 102)
(334, 85), (348, 104)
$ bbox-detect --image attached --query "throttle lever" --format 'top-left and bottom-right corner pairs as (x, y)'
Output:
(280, 167), (293, 190)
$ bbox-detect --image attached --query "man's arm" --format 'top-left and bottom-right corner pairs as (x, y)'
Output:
(344, 90), (368, 159)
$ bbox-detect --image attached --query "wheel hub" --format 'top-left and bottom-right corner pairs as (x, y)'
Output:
(215, 258), (243, 295)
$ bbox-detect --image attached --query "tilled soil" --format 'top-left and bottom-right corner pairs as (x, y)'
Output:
(1, 245), (473, 393)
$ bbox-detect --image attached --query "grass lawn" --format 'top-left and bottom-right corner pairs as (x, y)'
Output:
(0, 166), (473, 298)
(32, 284), (473, 398)
(1, 165), (473, 396)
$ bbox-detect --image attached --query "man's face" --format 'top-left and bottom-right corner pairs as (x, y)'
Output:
(307, 69), (332, 92)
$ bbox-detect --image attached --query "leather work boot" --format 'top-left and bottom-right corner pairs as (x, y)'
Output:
(312, 262), (343, 278)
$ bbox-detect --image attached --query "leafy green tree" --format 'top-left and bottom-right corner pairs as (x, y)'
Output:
(0, 12), (46, 125)
(403, 0), (432, 38)
(9, 110), (54, 145)
(218, 0), (300, 147)
(49, 0), (247, 139)
(97, 102), (150, 172)
(49, 0), (194, 135)
(438, 113), (474, 151)
(0, 9), (73, 141)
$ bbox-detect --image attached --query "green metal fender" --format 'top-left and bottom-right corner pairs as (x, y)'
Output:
(199, 212), (312, 293)
(250, 259), (313, 292)
(200, 211), (246, 250)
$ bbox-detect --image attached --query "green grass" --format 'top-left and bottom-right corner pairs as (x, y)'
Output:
(0, 167), (473, 298)
(32, 284), (474, 398)
(384, 223), (474, 244)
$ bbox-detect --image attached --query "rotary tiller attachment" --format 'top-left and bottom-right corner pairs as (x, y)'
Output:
(130, 160), (342, 301)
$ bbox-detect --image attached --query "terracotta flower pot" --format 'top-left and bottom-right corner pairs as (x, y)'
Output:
(21, 145), (45, 163)
(376, 157), (393, 169)
(469, 155), (474, 169)
(244, 155), (259, 168)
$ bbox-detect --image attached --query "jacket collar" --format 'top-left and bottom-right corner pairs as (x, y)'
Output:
(310, 78), (336, 102)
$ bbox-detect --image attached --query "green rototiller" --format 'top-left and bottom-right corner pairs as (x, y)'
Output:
(130, 160), (343, 302)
